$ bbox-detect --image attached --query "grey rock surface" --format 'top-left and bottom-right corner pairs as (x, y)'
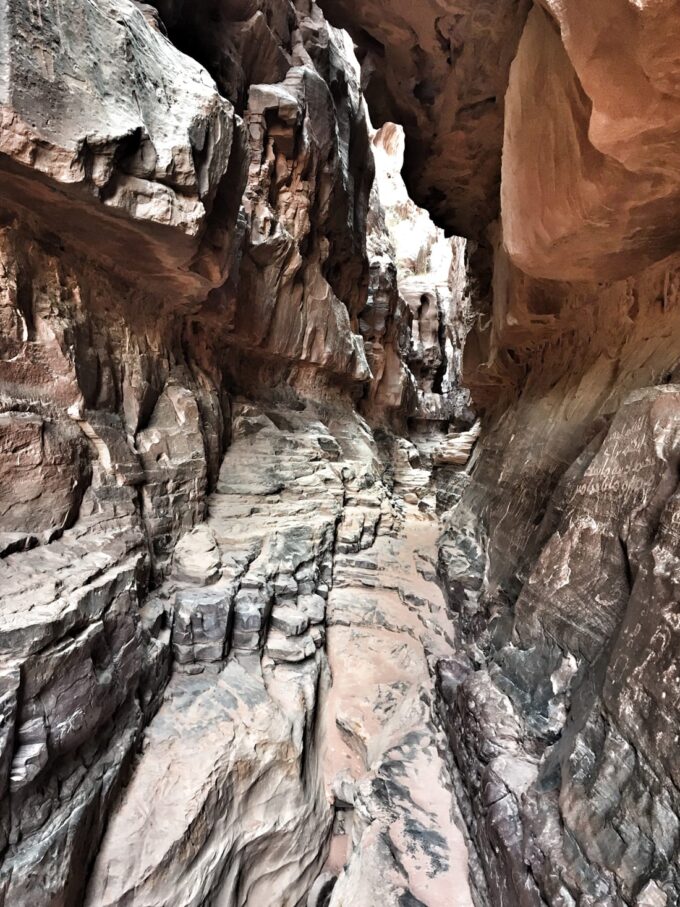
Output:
(86, 400), (473, 906)
(0, 0), (411, 899)
(5, 0), (680, 905)
(438, 386), (680, 904)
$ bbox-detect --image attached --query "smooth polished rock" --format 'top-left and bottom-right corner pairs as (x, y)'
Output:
(503, 2), (680, 282)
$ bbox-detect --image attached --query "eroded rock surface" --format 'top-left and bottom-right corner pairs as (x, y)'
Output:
(324, 511), (475, 907)
(5, 0), (680, 904)
(318, 0), (531, 236)
(86, 401), (475, 907)
(308, 2), (680, 906)
(438, 385), (680, 904)
(502, 2), (680, 281)
(0, 0), (240, 298)
(0, 0), (478, 899)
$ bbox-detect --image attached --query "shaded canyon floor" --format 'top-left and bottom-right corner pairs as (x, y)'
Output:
(85, 399), (478, 907)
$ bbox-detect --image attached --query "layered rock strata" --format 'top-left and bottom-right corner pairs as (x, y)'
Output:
(85, 400), (475, 907)
(0, 0), (475, 903)
(316, 1), (680, 905)
(6, 0), (680, 904)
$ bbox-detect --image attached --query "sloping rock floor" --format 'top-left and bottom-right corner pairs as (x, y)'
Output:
(83, 400), (476, 907)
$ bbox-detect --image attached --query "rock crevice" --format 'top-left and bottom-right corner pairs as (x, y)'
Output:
(3, 0), (680, 904)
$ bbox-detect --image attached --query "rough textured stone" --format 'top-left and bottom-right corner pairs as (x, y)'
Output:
(324, 512), (475, 907)
(436, 387), (680, 903)
(0, 0), (241, 298)
(7, 0), (680, 905)
(0, 412), (90, 535)
(84, 400), (473, 907)
(318, 0), (531, 237)
(365, 123), (473, 429)
(219, 55), (373, 383)
(0, 0), (419, 899)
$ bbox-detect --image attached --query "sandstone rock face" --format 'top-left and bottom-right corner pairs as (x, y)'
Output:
(0, 0), (476, 902)
(439, 383), (680, 905)
(220, 29), (373, 384)
(502, 2), (680, 282)
(0, 0), (392, 901)
(6, 0), (680, 903)
(324, 508), (475, 907)
(439, 121), (680, 907)
(0, 218), (232, 902)
(317, 3), (680, 907)
(370, 123), (472, 429)
(318, 0), (531, 236)
(0, 0), (241, 298)
(86, 403), (344, 906)
(85, 400), (474, 907)
(434, 6), (680, 900)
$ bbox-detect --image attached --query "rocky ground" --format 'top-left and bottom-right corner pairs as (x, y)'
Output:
(84, 399), (477, 907)
(3, 0), (680, 904)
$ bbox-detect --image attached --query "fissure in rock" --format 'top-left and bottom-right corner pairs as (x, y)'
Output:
(1, 1), (680, 905)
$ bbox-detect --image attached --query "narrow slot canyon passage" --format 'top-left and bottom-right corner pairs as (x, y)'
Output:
(86, 399), (477, 906)
(2, 0), (680, 905)
(82, 120), (482, 906)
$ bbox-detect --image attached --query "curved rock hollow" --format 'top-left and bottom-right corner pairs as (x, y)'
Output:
(1, 0), (680, 905)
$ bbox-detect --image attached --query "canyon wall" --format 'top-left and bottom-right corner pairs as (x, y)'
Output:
(0, 0), (469, 904)
(3, 0), (680, 904)
(318, 0), (680, 904)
